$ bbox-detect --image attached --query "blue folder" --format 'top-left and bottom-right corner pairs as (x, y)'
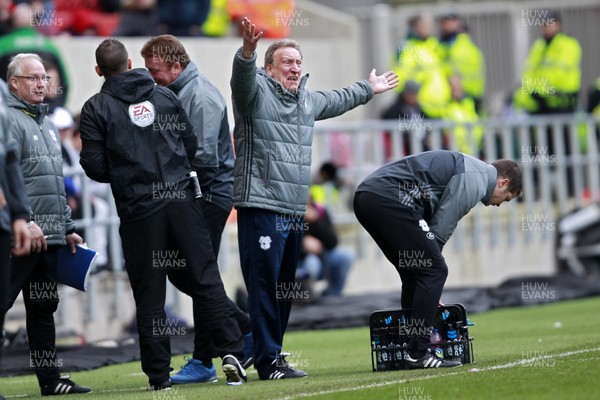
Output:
(56, 244), (98, 292)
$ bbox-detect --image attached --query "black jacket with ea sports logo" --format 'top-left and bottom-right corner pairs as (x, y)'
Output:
(79, 68), (197, 221)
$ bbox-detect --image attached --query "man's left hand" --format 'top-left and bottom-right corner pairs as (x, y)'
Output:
(11, 219), (31, 257)
(368, 69), (399, 94)
(66, 232), (84, 254)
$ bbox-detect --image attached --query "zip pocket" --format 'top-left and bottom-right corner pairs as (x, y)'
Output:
(263, 152), (272, 185)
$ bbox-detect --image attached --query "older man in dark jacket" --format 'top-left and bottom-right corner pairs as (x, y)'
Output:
(4, 53), (90, 396)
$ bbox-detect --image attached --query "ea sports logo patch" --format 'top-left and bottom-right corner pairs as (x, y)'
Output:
(128, 101), (155, 127)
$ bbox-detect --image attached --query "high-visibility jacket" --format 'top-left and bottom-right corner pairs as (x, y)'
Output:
(513, 32), (581, 113)
(442, 97), (483, 155)
(392, 36), (451, 119)
(439, 33), (485, 100)
(310, 183), (340, 209)
(202, 0), (230, 37)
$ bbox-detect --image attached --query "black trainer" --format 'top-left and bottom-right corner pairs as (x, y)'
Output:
(405, 349), (462, 369)
(260, 353), (308, 380)
(40, 375), (92, 396)
(222, 355), (248, 386)
(147, 379), (172, 391)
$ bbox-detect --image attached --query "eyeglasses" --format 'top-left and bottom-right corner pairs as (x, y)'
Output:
(13, 75), (52, 84)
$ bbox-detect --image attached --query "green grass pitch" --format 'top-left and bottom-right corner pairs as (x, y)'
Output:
(1, 296), (599, 399)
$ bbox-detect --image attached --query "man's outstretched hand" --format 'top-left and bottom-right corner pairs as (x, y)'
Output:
(368, 69), (399, 94)
(241, 17), (264, 59)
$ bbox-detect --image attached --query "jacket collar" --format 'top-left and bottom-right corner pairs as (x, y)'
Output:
(8, 91), (49, 125)
(168, 61), (199, 95)
(481, 164), (498, 206)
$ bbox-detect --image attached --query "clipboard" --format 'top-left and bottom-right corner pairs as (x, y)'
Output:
(56, 244), (98, 292)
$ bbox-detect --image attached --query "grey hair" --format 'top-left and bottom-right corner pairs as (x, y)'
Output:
(7, 53), (43, 81)
(264, 40), (302, 67)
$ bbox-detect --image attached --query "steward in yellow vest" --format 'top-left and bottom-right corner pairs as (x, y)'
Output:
(391, 13), (451, 119)
(438, 13), (485, 113)
(513, 12), (581, 114)
(443, 76), (483, 156)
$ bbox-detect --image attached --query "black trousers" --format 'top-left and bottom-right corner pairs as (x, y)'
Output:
(3, 245), (62, 386)
(120, 199), (243, 384)
(174, 199), (251, 362)
(354, 191), (448, 354)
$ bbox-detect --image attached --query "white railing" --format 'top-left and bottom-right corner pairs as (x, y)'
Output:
(17, 113), (598, 339)
(313, 113), (599, 247)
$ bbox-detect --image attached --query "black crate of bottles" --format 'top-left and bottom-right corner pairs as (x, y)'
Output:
(369, 303), (475, 371)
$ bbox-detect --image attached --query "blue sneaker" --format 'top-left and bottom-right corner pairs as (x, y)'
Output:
(241, 332), (254, 369)
(170, 357), (217, 384)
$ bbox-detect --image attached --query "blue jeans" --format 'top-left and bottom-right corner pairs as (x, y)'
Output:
(298, 247), (355, 296)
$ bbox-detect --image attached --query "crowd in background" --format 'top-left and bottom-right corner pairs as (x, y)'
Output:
(0, 2), (597, 395)
(382, 10), (600, 161)
(0, 0), (296, 38)
(0, 1), (598, 293)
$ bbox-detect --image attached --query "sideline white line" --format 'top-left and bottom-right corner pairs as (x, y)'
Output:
(124, 372), (146, 376)
(5, 386), (148, 398)
(6, 347), (600, 399)
(2, 379), (36, 385)
(478, 346), (600, 371)
(279, 346), (600, 400)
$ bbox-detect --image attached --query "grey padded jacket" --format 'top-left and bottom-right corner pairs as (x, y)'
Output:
(0, 80), (29, 233)
(231, 48), (374, 216)
(168, 61), (234, 212)
(6, 91), (74, 244)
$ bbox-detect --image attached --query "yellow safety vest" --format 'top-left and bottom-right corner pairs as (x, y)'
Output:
(202, 0), (230, 37)
(442, 97), (483, 155)
(439, 33), (485, 100)
(513, 33), (581, 112)
(392, 36), (451, 119)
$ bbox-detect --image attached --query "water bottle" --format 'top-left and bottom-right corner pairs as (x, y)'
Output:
(373, 335), (384, 369)
(377, 331), (390, 370)
(188, 171), (203, 199)
(446, 327), (459, 361)
(430, 328), (444, 358)
(455, 331), (464, 359)
(446, 327), (464, 362)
